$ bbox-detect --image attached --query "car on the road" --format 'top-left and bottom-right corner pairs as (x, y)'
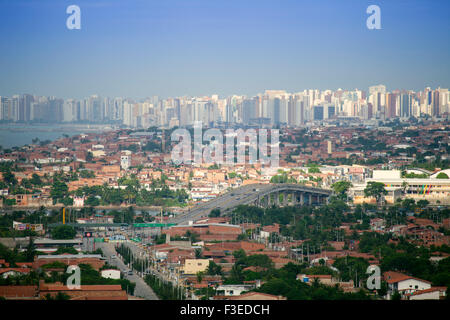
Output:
(128, 270), (133, 275)
(111, 254), (117, 259)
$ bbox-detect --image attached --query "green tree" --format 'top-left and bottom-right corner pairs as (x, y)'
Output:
(233, 249), (247, 263)
(3, 170), (17, 185)
(194, 248), (203, 259)
(228, 172), (237, 179)
(79, 170), (96, 179)
(86, 151), (94, 162)
(50, 180), (69, 203)
(209, 208), (221, 218)
(416, 199), (429, 208)
(44, 292), (71, 300)
(228, 264), (244, 284)
(391, 290), (401, 300)
(364, 182), (387, 204)
(206, 261), (223, 276)
(61, 197), (74, 206)
(85, 195), (100, 206)
(51, 225), (76, 240)
(20, 178), (33, 190)
(333, 256), (369, 283)
(245, 254), (274, 270)
(24, 236), (36, 262)
(331, 181), (352, 200)
(185, 230), (200, 243)
(30, 173), (43, 186)
(308, 167), (321, 174)
(52, 247), (78, 255)
(196, 271), (204, 284)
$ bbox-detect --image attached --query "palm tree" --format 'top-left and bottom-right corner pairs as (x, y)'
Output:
(124, 185), (136, 204)
(401, 181), (409, 194)
(194, 248), (203, 259)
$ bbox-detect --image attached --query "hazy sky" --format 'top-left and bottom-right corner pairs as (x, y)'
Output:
(0, 0), (449, 99)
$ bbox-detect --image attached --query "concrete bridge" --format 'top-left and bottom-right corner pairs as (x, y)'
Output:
(170, 183), (332, 225)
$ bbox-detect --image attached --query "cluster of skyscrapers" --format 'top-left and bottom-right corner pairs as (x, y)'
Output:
(0, 86), (448, 128)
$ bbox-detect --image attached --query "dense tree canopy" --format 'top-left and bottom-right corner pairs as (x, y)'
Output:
(364, 182), (388, 203)
(51, 225), (76, 239)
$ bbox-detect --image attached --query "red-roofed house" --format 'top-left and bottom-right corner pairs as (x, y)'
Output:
(384, 271), (432, 299)
(408, 287), (447, 300)
(0, 286), (38, 299)
(38, 281), (128, 300)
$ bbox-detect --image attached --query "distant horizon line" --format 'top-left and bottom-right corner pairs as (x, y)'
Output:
(1, 85), (449, 101)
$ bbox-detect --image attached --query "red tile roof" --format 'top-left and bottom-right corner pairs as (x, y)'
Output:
(0, 286), (37, 298)
(383, 271), (431, 285)
(408, 287), (447, 296)
(40, 283), (123, 291)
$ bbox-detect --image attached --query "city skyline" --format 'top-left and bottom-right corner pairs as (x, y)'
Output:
(1, 85), (448, 128)
(1, 84), (449, 100)
(0, 85), (446, 98)
(0, 0), (449, 99)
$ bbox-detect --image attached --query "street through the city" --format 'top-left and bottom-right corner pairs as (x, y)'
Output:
(97, 242), (159, 300)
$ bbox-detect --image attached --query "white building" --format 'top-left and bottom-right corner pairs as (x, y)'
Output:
(351, 169), (450, 205)
(0, 269), (30, 279)
(101, 269), (121, 280)
(367, 171), (450, 205)
(73, 196), (85, 207)
(409, 287), (447, 300)
(384, 271), (432, 299)
(216, 284), (257, 296)
(120, 155), (131, 170)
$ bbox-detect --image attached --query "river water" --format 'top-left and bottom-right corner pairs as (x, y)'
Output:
(0, 123), (115, 148)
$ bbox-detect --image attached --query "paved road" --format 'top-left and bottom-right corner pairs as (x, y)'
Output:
(97, 242), (159, 300)
(169, 184), (266, 224)
(122, 241), (179, 287)
(169, 183), (332, 225)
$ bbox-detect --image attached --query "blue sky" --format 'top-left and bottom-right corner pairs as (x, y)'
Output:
(0, 0), (449, 99)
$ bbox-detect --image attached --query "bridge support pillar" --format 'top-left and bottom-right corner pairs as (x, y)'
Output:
(269, 193), (275, 207)
(237, 187), (331, 209)
(263, 195), (269, 208)
(288, 191), (294, 206)
(305, 193), (312, 206)
(295, 192), (301, 206)
(282, 191), (289, 207)
(312, 195), (318, 205)
(297, 192), (303, 206)
(254, 196), (260, 208)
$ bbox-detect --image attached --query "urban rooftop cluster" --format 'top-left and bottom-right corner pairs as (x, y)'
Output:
(0, 97), (449, 301)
